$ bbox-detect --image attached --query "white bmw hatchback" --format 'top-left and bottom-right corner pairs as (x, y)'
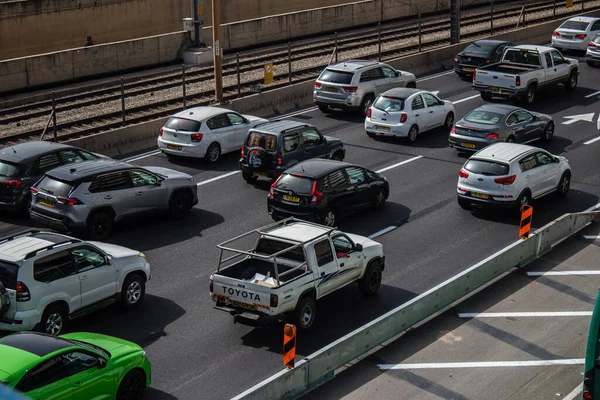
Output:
(158, 106), (268, 163)
(365, 88), (455, 142)
(552, 16), (600, 52)
(457, 143), (571, 212)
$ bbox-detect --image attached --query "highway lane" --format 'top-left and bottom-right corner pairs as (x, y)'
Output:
(0, 58), (599, 399)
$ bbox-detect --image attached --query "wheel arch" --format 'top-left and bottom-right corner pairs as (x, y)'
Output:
(86, 206), (116, 224)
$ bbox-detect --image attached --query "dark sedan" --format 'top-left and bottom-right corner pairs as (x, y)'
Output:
(267, 159), (389, 227)
(454, 40), (514, 79)
(448, 104), (555, 153)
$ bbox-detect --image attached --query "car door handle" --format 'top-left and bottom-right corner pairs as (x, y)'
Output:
(321, 272), (325, 276)
(80, 275), (88, 280)
(415, 114), (420, 117)
(136, 191), (143, 196)
(104, 195), (112, 200)
(429, 110), (434, 113)
(340, 263), (345, 267)
(72, 382), (82, 387)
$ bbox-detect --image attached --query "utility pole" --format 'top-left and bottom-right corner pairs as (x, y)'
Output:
(212, 0), (223, 103)
(450, 0), (461, 44)
(193, 0), (204, 47)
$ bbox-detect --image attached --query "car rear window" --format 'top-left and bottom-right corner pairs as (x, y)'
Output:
(594, 35), (600, 44)
(559, 20), (591, 31)
(0, 161), (21, 178)
(255, 238), (305, 262)
(35, 176), (75, 197)
(246, 132), (278, 152)
(503, 49), (540, 66)
(463, 110), (503, 125)
(276, 174), (315, 194)
(318, 69), (353, 84)
(464, 159), (510, 176)
(373, 96), (404, 112)
(463, 42), (497, 55)
(164, 117), (201, 132)
(0, 261), (19, 290)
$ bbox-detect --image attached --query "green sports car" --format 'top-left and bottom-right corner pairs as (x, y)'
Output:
(0, 331), (151, 400)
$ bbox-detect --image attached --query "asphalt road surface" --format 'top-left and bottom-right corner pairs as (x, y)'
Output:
(1, 51), (599, 400)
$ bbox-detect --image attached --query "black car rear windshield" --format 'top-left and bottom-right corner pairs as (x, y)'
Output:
(164, 117), (201, 132)
(276, 174), (315, 194)
(559, 20), (591, 30)
(0, 161), (21, 178)
(318, 69), (353, 85)
(246, 132), (278, 152)
(464, 160), (510, 176)
(373, 96), (404, 112)
(463, 42), (497, 55)
(0, 261), (19, 290)
(36, 176), (75, 197)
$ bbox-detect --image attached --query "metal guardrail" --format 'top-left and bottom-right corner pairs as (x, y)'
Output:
(232, 203), (600, 400)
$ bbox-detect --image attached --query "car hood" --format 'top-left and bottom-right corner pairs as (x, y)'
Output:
(458, 50), (492, 58)
(243, 115), (269, 125)
(61, 333), (143, 359)
(144, 166), (193, 180)
(324, 135), (343, 145)
(89, 241), (140, 258)
(346, 233), (382, 249)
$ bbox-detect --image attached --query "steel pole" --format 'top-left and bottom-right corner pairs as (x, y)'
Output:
(334, 32), (338, 64)
(182, 65), (187, 108)
(121, 77), (126, 126)
(212, 0), (223, 103)
(288, 42), (292, 83)
(236, 52), (241, 98)
(418, 14), (422, 51)
(193, 0), (201, 47)
(378, 22), (382, 61)
(553, 0), (556, 18)
(490, 1), (494, 35)
(51, 92), (57, 142)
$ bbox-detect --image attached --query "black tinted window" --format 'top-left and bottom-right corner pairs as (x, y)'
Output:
(78, 151), (99, 161)
(38, 153), (61, 173)
(15, 357), (66, 392)
(323, 170), (347, 191)
(36, 177), (74, 197)
(345, 167), (366, 184)
(89, 172), (131, 192)
(276, 174), (314, 194)
(164, 117), (201, 132)
(206, 114), (232, 130)
(464, 159), (510, 176)
(0, 261), (19, 290)
(412, 95), (425, 110)
(559, 20), (590, 30)
(359, 68), (384, 82)
(318, 69), (353, 84)
(314, 240), (334, 266)
(34, 251), (76, 283)
(463, 42), (497, 55)
(246, 132), (277, 152)
(0, 161), (21, 178)
(255, 239), (305, 262)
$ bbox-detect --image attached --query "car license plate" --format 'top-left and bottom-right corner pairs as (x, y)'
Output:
(167, 144), (182, 151)
(325, 86), (338, 93)
(232, 301), (256, 311)
(40, 199), (55, 208)
(377, 126), (391, 131)
(562, 35), (573, 39)
(491, 87), (499, 93)
(472, 192), (489, 199)
(463, 67), (474, 72)
(461, 142), (476, 149)
(283, 195), (300, 202)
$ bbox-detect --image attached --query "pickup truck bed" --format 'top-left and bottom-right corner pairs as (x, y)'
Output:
(217, 257), (306, 284)
(482, 64), (539, 74)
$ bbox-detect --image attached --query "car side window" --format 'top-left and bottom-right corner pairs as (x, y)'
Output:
(301, 129), (322, 147)
(422, 93), (442, 107)
(515, 110), (534, 123)
(344, 167), (366, 185)
(591, 21), (600, 31)
(314, 239), (334, 266)
(61, 351), (100, 377)
(359, 67), (384, 82)
(519, 154), (539, 172)
(57, 150), (85, 165)
(89, 171), (132, 193)
(550, 50), (566, 65)
(38, 153), (61, 173)
(129, 170), (158, 187)
(206, 114), (232, 130)
(282, 133), (300, 152)
(505, 112), (519, 126)
(227, 113), (246, 126)
(332, 235), (355, 258)
(78, 150), (99, 161)
(15, 356), (67, 393)
(71, 247), (107, 273)
(544, 52), (553, 67)
(535, 151), (554, 166)
(412, 95), (425, 110)
(322, 169), (348, 192)
(382, 66), (397, 78)
(34, 250), (77, 283)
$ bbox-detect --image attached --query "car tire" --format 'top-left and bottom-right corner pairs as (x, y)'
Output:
(481, 93), (492, 101)
(331, 151), (344, 162)
(87, 211), (114, 241)
(373, 188), (386, 210)
(406, 81), (417, 88)
(458, 198), (471, 210)
(318, 104), (331, 113)
(205, 143), (221, 163)
(294, 296), (316, 330)
(319, 209), (337, 227)
(407, 125), (419, 143)
(169, 191), (192, 219)
(116, 369), (146, 400)
(565, 71), (578, 92)
(522, 84), (536, 105)
(366, 131), (375, 138)
(242, 171), (258, 184)
(587, 60), (596, 67)
(39, 304), (68, 336)
(358, 260), (383, 296)
(556, 172), (571, 197)
(121, 274), (146, 310)
(359, 94), (375, 116)
(20, 193), (32, 217)
(443, 112), (455, 132)
(516, 190), (531, 213)
(542, 122), (555, 141)
(506, 136), (516, 143)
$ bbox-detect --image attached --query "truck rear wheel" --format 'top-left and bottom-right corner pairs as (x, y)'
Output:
(480, 92), (492, 101)
(358, 260), (383, 296)
(294, 296), (316, 330)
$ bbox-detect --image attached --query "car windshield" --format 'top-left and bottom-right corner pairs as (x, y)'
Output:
(463, 42), (497, 55)
(0, 261), (19, 290)
(65, 338), (111, 358)
(36, 176), (74, 197)
(464, 159), (510, 176)
(560, 20), (591, 30)
(246, 132), (278, 152)
(373, 96), (404, 112)
(276, 174), (315, 194)
(164, 117), (201, 132)
(318, 69), (353, 84)
(463, 110), (504, 125)
(0, 161), (21, 178)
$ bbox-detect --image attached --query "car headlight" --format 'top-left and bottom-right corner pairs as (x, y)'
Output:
(138, 252), (147, 260)
(142, 351), (148, 359)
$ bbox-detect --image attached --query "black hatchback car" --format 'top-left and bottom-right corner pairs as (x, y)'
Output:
(0, 141), (104, 213)
(267, 159), (389, 227)
(454, 40), (514, 79)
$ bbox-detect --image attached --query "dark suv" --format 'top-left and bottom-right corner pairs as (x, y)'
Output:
(267, 159), (389, 227)
(239, 120), (345, 183)
(0, 141), (105, 213)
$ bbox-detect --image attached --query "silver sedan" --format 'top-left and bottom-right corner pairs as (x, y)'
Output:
(448, 104), (554, 152)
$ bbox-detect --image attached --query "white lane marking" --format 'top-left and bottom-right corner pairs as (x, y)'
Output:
(459, 311), (592, 318)
(583, 235), (600, 240)
(377, 359), (585, 370)
(278, 106), (318, 119)
(368, 226), (398, 239)
(585, 90), (600, 98)
(584, 136), (600, 145)
(376, 155), (423, 173)
(451, 94), (480, 104)
(196, 171), (240, 186)
(563, 383), (583, 400)
(562, 113), (595, 125)
(416, 70), (455, 82)
(123, 150), (161, 162)
(527, 270), (600, 276)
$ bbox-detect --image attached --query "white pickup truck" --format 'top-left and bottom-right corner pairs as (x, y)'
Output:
(472, 45), (579, 105)
(209, 218), (385, 330)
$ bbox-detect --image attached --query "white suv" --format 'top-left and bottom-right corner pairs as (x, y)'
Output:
(456, 143), (571, 212)
(0, 230), (151, 335)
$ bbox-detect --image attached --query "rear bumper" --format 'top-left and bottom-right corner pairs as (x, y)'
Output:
(458, 194), (517, 209)
(365, 120), (410, 137)
(472, 84), (526, 99)
(0, 309), (41, 332)
(449, 134), (496, 152)
(157, 138), (207, 158)
(29, 209), (87, 234)
(268, 203), (321, 222)
(213, 303), (283, 326)
(239, 162), (284, 179)
(314, 92), (362, 109)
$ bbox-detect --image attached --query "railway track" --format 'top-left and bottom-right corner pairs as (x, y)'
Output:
(0, 0), (595, 145)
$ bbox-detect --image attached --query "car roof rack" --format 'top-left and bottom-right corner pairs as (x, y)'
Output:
(0, 230), (42, 245)
(24, 238), (82, 260)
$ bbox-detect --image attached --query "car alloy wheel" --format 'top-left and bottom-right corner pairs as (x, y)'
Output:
(300, 304), (313, 327)
(567, 72), (577, 90)
(506, 136), (515, 143)
(322, 210), (336, 227)
(444, 112), (454, 131)
(408, 125), (418, 142)
(544, 122), (554, 141)
(519, 191), (531, 209)
(526, 86), (536, 104)
(127, 280), (143, 305)
(206, 143), (221, 163)
(558, 173), (570, 196)
(89, 212), (113, 240)
(374, 189), (386, 209)
(117, 371), (145, 400)
(45, 312), (64, 335)
(368, 267), (381, 293)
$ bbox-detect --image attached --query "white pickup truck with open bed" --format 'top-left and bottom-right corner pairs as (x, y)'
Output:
(472, 45), (579, 105)
(209, 218), (385, 330)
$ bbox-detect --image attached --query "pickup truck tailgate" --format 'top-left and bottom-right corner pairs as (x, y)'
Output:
(212, 275), (272, 311)
(474, 70), (517, 89)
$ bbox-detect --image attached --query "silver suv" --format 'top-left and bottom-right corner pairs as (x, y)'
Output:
(313, 60), (417, 116)
(29, 159), (198, 240)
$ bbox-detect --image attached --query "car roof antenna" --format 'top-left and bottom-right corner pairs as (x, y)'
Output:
(11, 147), (16, 154)
(301, 164), (305, 172)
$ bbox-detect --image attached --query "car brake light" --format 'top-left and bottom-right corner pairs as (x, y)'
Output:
(342, 86), (358, 93)
(454, 55), (459, 62)
(314, 82), (322, 89)
(485, 132), (499, 139)
(458, 169), (469, 178)
(209, 278), (213, 293)
(589, 41), (597, 47)
(310, 180), (323, 205)
(3, 180), (22, 187)
(450, 125), (456, 133)
(30, 187), (39, 194)
(485, 59), (491, 64)
(516, 76), (521, 86)
(270, 294), (278, 307)
(240, 146), (245, 159)
(159, 128), (163, 137)
(472, 71), (476, 80)
(277, 152), (283, 166)
(366, 107), (372, 118)
(552, 31), (560, 37)
(57, 197), (83, 206)
(400, 113), (408, 123)
(16, 281), (30, 302)
(494, 175), (517, 185)
(269, 175), (283, 199)
(575, 34), (586, 40)
(191, 133), (203, 142)
(583, 393), (591, 400)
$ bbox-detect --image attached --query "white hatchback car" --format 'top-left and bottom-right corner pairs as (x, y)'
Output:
(456, 143), (571, 212)
(586, 33), (600, 66)
(552, 16), (600, 52)
(365, 88), (455, 142)
(158, 106), (268, 162)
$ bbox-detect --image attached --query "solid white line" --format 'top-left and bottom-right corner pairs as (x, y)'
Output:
(278, 106), (319, 119)
(452, 94), (480, 104)
(563, 383), (583, 400)
(378, 359), (585, 370)
(416, 70), (455, 82)
(376, 155), (423, 173)
(459, 312), (592, 318)
(527, 270), (600, 276)
(123, 150), (162, 162)
(583, 235), (600, 240)
(368, 226), (398, 239)
(585, 90), (600, 98)
(584, 136), (600, 145)
(196, 171), (240, 186)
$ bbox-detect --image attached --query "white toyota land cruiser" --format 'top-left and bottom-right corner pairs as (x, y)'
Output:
(210, 218), (385, 330)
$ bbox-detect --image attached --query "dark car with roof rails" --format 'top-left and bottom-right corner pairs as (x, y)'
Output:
(454, 40), (514, 79)
(0, 141), (107, 214)
(267, 159), (389, 227)
(240, 120), (345, 183)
